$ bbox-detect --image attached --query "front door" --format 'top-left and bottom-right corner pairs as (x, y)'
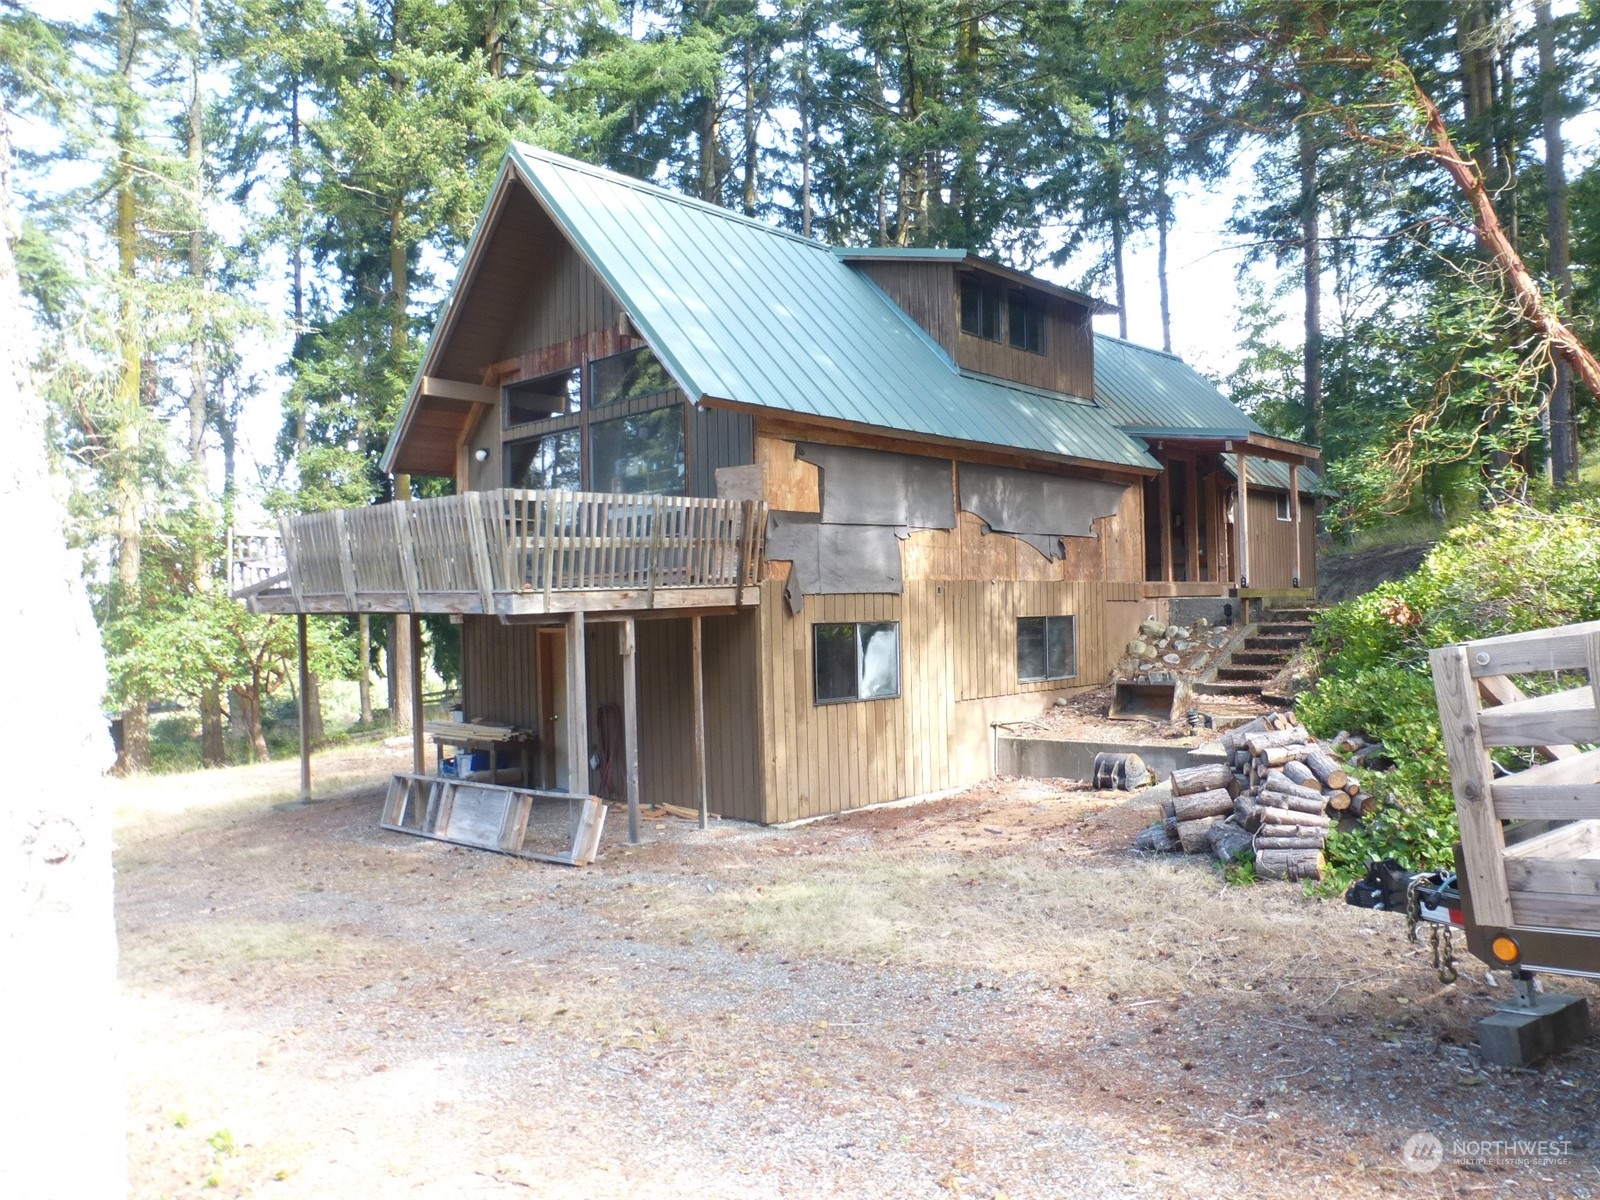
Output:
(536, 627), (569, 790)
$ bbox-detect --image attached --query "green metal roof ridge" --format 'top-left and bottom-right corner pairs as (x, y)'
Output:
(511, 141), (825, 251)
(833, 247), (969, 260)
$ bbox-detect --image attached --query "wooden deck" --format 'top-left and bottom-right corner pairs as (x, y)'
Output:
(241, 489), (767, 616)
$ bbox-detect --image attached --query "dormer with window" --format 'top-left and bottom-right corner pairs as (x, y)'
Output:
(841, 249), (1106, 399)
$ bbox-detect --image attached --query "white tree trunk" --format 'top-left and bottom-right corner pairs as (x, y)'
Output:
(0, 101), (125, 1198)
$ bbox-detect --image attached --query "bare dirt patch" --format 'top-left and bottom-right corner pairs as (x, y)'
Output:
(117, 748), (1600, 1198)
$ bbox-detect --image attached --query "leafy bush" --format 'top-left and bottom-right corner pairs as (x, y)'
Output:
(1299, 501), (1600, 885)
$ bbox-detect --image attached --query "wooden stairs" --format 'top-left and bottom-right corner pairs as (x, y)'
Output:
(1195, 606), (1323, 698)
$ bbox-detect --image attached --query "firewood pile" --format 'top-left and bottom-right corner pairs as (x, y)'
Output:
(1133, 712), (1376, 882)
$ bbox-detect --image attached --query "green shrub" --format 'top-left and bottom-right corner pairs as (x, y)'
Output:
(1300, 501), (1600, 886)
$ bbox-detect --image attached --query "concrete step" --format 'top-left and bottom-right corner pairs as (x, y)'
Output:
(1231, 650), (1290, 667)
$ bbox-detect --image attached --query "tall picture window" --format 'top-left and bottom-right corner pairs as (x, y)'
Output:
(1017, 615), (1076, 683)
(590, 406), (686, 495)
(591, 346), (675, 408)
(814, 622), (900, 704)
(505, 428), (582, 490)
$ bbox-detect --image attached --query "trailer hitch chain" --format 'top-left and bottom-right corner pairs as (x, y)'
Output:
(1407, 874), (1458, 984)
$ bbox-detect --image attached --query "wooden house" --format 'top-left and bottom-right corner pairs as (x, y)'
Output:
(242, 145), (1320, 828)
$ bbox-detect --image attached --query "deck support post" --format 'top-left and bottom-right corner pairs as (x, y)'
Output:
(410, 614), (425, 776)
(296, 613), (311, 803)
(1185, 458), (1200, 583)
(1290, 463), (1303, 589)
(1157, 460), (1173, 583)
(1236, 450), (1251, 594)
(691, 615), (707, 830)
(566, 611), (587, 794)
(621, 618), (641, 845)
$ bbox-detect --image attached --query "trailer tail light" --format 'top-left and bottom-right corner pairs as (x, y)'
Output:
(1490, 934), (1521, 965)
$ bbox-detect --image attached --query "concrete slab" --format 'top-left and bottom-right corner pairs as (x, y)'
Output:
(1478, 993), (1590, 1068)
(996, 737), (1222, 784)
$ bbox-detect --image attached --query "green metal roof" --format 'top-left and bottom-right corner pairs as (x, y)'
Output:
(1091, 334), (1269, 439)
(483, 145), (1157, 472)
(1224, 456), (1325, 495)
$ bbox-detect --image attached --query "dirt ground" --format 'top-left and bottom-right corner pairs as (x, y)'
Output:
(116, 744), (1600, 1199)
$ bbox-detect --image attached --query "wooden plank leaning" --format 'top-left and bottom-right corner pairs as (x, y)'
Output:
(1430, 642), (1514, 927)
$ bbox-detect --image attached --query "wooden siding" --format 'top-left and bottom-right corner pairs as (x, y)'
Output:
(690, 406), (755, 497)
(756, 577), (1142, 823)
(1244, 490), (1317, 590)
(856, 260), (959, 354)
(497, 216), (625, 368)
(460, 617), (541, 731)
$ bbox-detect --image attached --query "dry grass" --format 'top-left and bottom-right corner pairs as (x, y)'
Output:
(121, 919), (351, 986)
(639, 848), (1361, 999)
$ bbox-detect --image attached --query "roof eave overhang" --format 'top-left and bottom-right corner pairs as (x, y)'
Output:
(1120, 427), (1321, 464)
(381, 160), (523, 476)
(696, 394), (1160, 478)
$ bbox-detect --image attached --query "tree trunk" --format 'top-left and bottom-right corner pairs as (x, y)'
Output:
(1106, 92), (1129, 339)
(797, 11), (813, 238)
(1155, 84), (1173, 353)
(1299, 117), (1323, 446)
(741, 39), (757, 217)
(113, 0), (148, 775)
(0, 92), (125, 1195)
(234, 683), (269, 762)
(1538, 0), (1575, 485)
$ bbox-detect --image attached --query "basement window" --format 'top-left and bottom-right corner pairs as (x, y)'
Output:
(1275, 492), (1293, 521)
(814, 622), (900, 704)
(1008, 291), (1046, 354)
(960, 276), (1002, 341)
(504, 369), (581, 426)
(1017, 615), (1075, 683)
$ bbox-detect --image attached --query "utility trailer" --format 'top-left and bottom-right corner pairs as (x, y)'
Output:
(1347, 620), (1600, 1066)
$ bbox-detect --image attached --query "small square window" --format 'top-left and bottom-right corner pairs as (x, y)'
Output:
(1275, 492), (1293, 521)
(960, 276), (1001, 341)
(814, 621), (901, 703)
(1017, 615), (1075, 683)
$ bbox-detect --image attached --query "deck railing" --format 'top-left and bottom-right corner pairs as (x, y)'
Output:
(276, 489), (767, 611)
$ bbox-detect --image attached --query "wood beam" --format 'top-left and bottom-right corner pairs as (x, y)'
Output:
(691, 615), (708, 830)
(297, 613), (311, 803)
(621, 618), (641, 844)
(566, 611), (588, 795)
(410, 615), (425, 776)
(420, 375), (499, 405)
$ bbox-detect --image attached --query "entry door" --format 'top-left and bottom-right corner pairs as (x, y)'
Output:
(536, 627), (569, 790)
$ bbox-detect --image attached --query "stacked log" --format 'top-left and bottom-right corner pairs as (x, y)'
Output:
(1133, 710), (1375, 883)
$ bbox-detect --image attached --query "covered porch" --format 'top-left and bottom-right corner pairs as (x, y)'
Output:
(1139, 434), (1320, 605)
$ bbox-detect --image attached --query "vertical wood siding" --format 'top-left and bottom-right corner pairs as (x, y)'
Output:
(756, 577), (1141, 823)
(856, 261), (958, 354)
(953, 307), (1093, 398)
(460, 617), (540, 730)
(1244, 490), (1317, 589)
(689, 407), (756, 497)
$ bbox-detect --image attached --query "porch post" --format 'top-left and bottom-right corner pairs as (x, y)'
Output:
(1157, 462), (1173, 583)
(691, 615), (708, 830)
(621, 618), (641, 844)
(1236, 450), (1251, 591)
(1290, 463), (1303, 589)
(296, 613), (311, 802)
(410, 614), (425, 776)
(566, 611), (588, 794)
(1185, 459), (1200, 583)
